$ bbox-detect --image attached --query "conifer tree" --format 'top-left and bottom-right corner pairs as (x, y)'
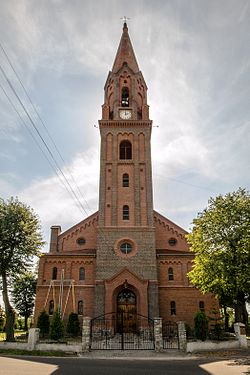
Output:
(37, 310), (50, 338)
(66, 312), (80, 336)
(49, 309), (64, 341)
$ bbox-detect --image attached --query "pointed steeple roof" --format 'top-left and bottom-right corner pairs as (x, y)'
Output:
(112, 22), (140, 73)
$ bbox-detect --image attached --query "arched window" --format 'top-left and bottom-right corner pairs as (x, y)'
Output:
(122, 173), (129, 187)
(199, 301), (205, 312)
(123, 205), (129, 220)
(49, 300), (54, 315)
(120, 140), (132, 160)
(79, 267), (85, 281)
(52, 267), (57, 280)
(168, 267), (174, 281)
(78, 300), (83, 315)
(121, 87), (129, 107)
(170, 301), (176, 315)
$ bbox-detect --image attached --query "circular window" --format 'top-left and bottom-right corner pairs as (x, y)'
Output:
(120, 242), (132, 254)
(77, 237), (86, 245)
(168, 238), (177, 246)
(114, 238), (138, 258)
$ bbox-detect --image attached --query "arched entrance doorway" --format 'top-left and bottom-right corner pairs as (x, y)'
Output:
(117, 288), (136, 332)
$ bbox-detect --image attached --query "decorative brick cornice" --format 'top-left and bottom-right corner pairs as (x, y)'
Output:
(59, 212), (99, 240)
(41, 253), (96, 261)
(154, 210), (188, 239)
(99, 120), (152, 128)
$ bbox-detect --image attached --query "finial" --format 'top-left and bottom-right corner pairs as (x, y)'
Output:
(120, 16), (130, 29)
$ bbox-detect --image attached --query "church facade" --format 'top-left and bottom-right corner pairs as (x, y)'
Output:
(34, 23), (217, 328)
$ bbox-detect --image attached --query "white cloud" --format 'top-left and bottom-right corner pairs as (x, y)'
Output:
(0, 0), (249, 239)
(19, 147), (99, 245)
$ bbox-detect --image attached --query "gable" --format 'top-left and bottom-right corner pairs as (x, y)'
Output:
(57, 211), (98, 252)
(154, 210), (189, 252)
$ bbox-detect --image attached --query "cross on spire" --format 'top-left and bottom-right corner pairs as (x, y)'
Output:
(120, 16), (130, 27)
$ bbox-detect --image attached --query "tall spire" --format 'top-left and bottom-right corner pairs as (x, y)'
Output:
(112, 21), (140, 73)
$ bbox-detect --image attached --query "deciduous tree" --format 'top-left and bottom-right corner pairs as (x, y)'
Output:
(0, 197), (44, 341)
(12, 272), (37, 331)
(187, 188), (250, 324)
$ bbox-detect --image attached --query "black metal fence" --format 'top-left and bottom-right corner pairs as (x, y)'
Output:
(90, 312), (154, 350)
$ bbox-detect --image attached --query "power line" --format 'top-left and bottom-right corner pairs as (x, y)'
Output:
(0, 82), (80, 203)
(0, 63), (89, 217)
(0, 41), (92, 214)
(0, 45), (112, 252)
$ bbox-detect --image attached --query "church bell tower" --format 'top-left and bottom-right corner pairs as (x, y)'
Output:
(95, 22), (159, 319)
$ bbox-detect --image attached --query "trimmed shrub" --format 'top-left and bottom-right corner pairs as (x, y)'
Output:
(49, 309), (64, 341)
(37, 310), (50, 338)
(66, 312), (80, 336)
(194, 311), (208, 341)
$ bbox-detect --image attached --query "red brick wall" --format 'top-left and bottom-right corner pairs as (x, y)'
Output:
(159, 287), (218, 327)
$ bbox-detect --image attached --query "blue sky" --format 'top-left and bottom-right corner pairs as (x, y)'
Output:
(0, 0), (250, 248)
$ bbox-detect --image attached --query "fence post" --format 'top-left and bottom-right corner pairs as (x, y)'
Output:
(82, 316), (91, 352)
(177, 321), (187, 351)
(27, 328), (40, 351)
(153, 317), (163, 352)
(234, 322), (248, 348)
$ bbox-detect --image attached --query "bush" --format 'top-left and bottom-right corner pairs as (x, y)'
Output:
(0, 314), (5, 332)
(208, 308), (224, 340)
(66, 313), (80, 336)
(194, 311), (208, 341)
(37, 310), (50, 338)
(49, 309), (64, 341)
(185, 323), (195, 339)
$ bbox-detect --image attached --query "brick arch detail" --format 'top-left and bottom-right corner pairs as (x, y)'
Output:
(104, 268), (148, 316)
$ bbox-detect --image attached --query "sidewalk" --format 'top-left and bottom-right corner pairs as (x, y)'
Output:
(79, 349), (191, 360)
(78, 348), (250, 361)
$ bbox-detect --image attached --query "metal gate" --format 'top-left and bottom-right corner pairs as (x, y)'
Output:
(90, 312), (154, 350)
(162, 321), (179, 349)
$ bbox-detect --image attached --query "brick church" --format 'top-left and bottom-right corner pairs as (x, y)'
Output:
(34, 22), (217, 328)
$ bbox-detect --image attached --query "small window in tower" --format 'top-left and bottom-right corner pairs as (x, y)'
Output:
(170, 301), (176, 315)
(49, 300), (54, 315)
(121, 87), (129, 107)
(120, 140), (132, 160)
(52, 267), (57, 280)
(120, 242), (132, 254)
(199, 301), (205, 312)
(123, 205), (129, 220)
(78, 300), (83, 315)
(122, 173), (129, 187)
(168, 267), (174, 281)
(79, 267), (85, 280)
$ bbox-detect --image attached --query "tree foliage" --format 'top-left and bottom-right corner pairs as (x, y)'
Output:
(187, 188), (250, 324)
(0, 197), (44, 341)
(66, 312), (80, 336)
(12, 272), (37, 331)
(0, 305), (5, 332)
(37, 310), (50, 337)
(49, 309), (64, 341)
(194, 311), (208, 341)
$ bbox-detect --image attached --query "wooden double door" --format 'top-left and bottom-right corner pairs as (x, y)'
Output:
(117, 289), (137, 333)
